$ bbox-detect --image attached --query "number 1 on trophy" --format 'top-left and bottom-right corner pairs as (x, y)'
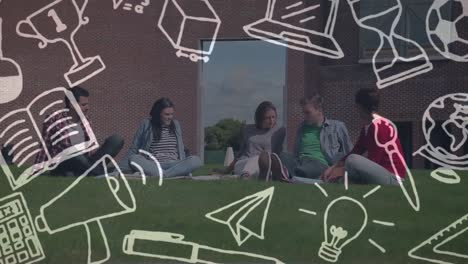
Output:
(48, 9), (67, 33)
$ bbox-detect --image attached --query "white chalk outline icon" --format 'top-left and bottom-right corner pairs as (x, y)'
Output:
(414, 93), (468, 170)
(113, 0), (151, 14)
(34, 155), (137, 264)
(122, 230), (285, 264)
(16, 0), (106, 87)
(300, 183), (397, 262)
(129, 149), (163, 186)
(372, 114), (420, 211)
(426, 0), (468, 62)
(318, 197), (368, 263)
(346, 0), (433, 89)
(0, 18), (23, 104)
(113, 0), (124, 9)
(408, 214), (468, 264)
(158, 0), (221, 63)
(0, 87), (98, 190)
(243, 0), (344, 59)
(0, 192), (45, 264)
(430, 168), (461, 184)
(205, 187), (274, 246)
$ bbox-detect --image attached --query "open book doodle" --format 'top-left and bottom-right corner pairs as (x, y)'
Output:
(0, 87), (98, 190)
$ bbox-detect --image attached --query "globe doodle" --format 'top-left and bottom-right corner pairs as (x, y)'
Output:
(416, 93), (468, 170)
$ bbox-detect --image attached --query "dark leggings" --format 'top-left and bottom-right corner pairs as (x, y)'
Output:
(52, 134), (124, 176)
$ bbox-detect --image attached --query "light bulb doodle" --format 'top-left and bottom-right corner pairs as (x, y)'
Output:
(318, 196), (368, 263)
(300, 183), (396, 263)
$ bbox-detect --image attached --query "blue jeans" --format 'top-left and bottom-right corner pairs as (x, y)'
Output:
(129, 154), (202, 178)
(345, 154), (399, 185)
(279, 152), (329, 179)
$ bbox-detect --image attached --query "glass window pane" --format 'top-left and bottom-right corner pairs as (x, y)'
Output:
(201, 40), (286, 164)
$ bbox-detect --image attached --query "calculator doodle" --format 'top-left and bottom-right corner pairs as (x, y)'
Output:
(0, 193), (44, 264)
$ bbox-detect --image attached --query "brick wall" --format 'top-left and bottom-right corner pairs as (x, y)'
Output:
(0, 0), (466, 169)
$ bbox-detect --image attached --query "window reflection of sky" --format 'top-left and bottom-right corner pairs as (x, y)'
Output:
(201, 40), (286, 127)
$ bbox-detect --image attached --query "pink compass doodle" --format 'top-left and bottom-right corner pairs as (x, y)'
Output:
(16, 0), (106, 87)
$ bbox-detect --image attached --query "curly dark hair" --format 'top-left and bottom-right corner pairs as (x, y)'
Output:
(355, 88), (380, 114)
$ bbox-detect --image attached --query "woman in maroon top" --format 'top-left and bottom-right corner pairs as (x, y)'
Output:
(322, 88), (407, 185)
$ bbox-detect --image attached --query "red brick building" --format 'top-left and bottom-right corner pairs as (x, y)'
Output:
(0, 0), (466, 169)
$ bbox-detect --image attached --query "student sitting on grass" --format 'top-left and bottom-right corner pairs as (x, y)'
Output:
(35, 86), (124, 176)
(276, 94), (353, 182)
(120, 97), (202, 178)
(321, 88), (406, 185)
(224, 101), (286, 181)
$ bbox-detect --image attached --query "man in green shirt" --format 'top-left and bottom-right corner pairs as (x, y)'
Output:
(279, 94), (353, 180)
(299, 124), (328, 165)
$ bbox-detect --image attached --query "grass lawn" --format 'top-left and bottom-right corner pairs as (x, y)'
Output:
(0, 168), (467, 264)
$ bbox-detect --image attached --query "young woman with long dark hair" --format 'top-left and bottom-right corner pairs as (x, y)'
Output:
(120, 97), (202, 177)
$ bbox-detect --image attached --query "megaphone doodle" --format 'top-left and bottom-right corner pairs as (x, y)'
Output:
(34, 155), (136, 264)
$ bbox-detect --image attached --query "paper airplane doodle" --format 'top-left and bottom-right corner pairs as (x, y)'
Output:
(408, 213), (468, 264)
(205, 187), (274, 246)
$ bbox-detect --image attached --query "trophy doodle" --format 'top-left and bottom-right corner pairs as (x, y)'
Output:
(16, 0), (106, 87)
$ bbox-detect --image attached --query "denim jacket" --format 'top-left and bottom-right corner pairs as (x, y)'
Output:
(119, 118), (186, 172)
(294, 119), (353, 165)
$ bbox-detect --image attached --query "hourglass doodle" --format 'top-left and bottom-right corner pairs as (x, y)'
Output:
(347, 0), (433, 89)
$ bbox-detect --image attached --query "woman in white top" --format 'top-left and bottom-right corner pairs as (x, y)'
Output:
(229, 101), (285, 180)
